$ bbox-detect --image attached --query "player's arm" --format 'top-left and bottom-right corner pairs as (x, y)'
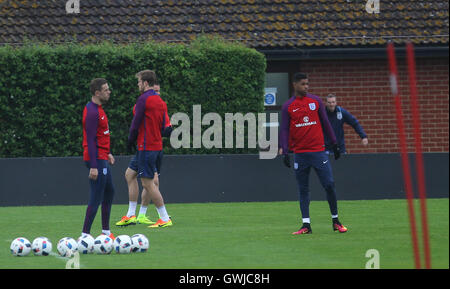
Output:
(161, 103), (173, 137)
(128, 96), (146, 148)
(342, 108), (368, 142)
(85, 106), (99, 179)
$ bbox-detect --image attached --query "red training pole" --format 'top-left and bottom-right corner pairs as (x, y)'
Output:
(387, 42), (421, 269)
(406, 42), (431, 269)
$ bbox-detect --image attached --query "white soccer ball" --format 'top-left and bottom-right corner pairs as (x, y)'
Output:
(130, 234), (149, 253)
(32, 237), (53, 256)
(93, 234), (113, 254)
(10, 237), (32, 256)
(113, 235), (133, 254)
(57, 237), (78, 257)
(77, 234), (95, 254)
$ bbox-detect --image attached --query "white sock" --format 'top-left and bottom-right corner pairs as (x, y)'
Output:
(138, 205), (148, 216)
(302, 218), (311, 224)
(81, 232), (90, 238)
(102, 230), (111, 235)
(156, 205), (169, 222)
(332, 214), (338, 219)
(127, 201), (137, 217)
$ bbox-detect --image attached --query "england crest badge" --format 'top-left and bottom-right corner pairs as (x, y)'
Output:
(308, 103), (316, 110)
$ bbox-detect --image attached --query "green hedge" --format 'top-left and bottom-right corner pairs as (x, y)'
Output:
(0, 37), (266, 157)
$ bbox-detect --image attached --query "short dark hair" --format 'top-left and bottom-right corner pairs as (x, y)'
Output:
(327, 93), (337, 99)
(136, 70), (157, 86)
(292, 72), (308, 83)
(90, 78), (108, 96)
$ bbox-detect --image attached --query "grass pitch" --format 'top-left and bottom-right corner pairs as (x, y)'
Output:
(1, 198), (448, 269)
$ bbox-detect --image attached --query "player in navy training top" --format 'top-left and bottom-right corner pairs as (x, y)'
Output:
(279, 73), (348, 234)
(324, 94), (368, 154)
(81, 78), (116, 239)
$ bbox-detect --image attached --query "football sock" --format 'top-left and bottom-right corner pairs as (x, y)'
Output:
(332, 216), (339, 223)
(127, 201), (137, 217)
(102, 230), (111, 235)
(138, 205), (148, 217)
(302, 218), (311, 224)
(156, 205), (170, 222)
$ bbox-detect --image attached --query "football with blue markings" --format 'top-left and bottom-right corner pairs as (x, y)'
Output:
(113, 235), (132, 254)
(130, 234), (149, 253)
(10, 237), (32, 256)
(32, 237), (53, 256)
(93, 234), (113, 254)
(57, 237), (78, 257)
(77, 234), (95, 254)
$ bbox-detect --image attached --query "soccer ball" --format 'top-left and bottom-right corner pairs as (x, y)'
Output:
(10, 237), (32, 256)
(77, 234), (95, 254)
(32, 237), (53, 256)
(113, 235), (132, 254)
(57, 237), (78, 257)
(93, 234), (113, 254)
(130, 234), (149, 253)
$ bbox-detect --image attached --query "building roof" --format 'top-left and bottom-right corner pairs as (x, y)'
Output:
(0, 0), (448, 48)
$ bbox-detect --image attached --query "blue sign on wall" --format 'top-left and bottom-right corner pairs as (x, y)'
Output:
(264, 87), (277, 106)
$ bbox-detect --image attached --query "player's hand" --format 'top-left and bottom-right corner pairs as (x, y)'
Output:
(332, 144), (341, 160)
(89, 168), (98, 180)
(108, 154), (115, 165)
(362, 138), (369, 146)
(161, 125), (173, 137)
(282, 154), (291, 168)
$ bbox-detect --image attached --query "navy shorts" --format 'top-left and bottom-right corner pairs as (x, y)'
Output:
(128, 154), (139, 172)
(135, 150), (163, 179)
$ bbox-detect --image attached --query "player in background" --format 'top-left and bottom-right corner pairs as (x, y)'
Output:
(324, 94), (368, 155)
(279, 73), (348, 234)
(81, 78), (116, 240)
(127, 70), (173, 228)
(116, 82), (163, 226)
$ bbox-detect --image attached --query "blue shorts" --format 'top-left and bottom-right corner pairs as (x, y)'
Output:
(128, 154), (139, 172)
(133, 150), (163, 179)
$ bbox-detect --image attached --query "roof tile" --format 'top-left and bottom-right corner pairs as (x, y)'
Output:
(0, 0), (447, 47)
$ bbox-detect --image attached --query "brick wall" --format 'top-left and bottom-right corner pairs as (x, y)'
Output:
(300, 57), (449, 153)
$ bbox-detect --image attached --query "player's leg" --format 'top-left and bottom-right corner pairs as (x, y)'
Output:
(313, 151), (347, 233)
(136, 151), (156, 224)
(139, 151), (171, 228)
(136, 187), (154, 223)
(101, 162), (115, 238)
(125, 167), (139, 215)
(116, 157), (139, 226)
(292, 153), (312, 235)
(82, 160), (107, 235)
(141, 175), (172, 228)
